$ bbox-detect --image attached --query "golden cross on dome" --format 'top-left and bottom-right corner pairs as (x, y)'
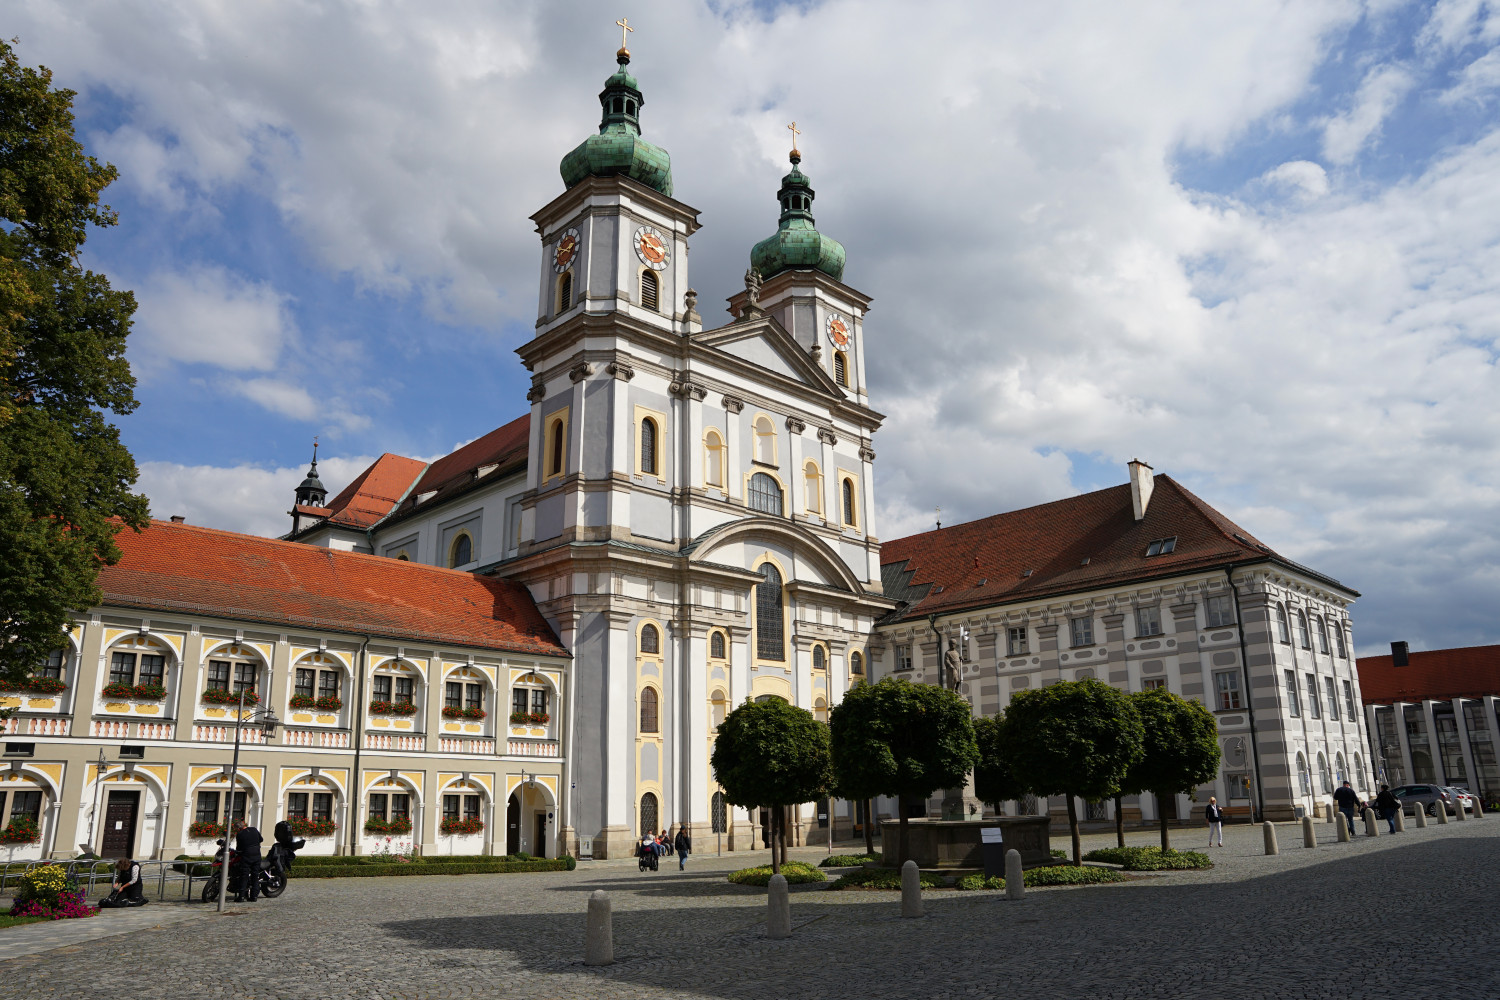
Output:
(787, 120), (801, 154)
(616, 16), (634, 50)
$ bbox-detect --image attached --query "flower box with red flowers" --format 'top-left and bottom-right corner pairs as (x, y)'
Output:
(369, 700), (418, 716)
(439, 817), (484, 835)
(0, 817), (41, 844)
(508, 711), (550, 727)
(364, 817), (413, 835)
(103, 682), (167, 700)
(290, 694), (343, 712)
(0, 677), (68, 696)
(202, 688), (260, 706)
(188, 820), (227, 839)
(289, 817), (336, 837)
(441, 706), (487, 721)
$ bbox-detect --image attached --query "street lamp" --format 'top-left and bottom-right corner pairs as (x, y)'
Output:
(216, 689), (279, 913)
(81, 748), (115, 856)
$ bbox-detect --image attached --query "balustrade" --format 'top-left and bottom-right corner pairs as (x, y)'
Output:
(27, 717), (68, 736)
(282, 728), (350, 749)
(90, 720), (130, 739)
(507, 738), (560, 758)
(438, 737), (495, 754)
(137, 722), (174, 740)
(193, 724), (264, 744)
(363, 733), (425, 752)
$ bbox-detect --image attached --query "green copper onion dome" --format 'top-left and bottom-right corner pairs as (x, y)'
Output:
(559, 49), (673, 197)
(748, 150), (845, 282)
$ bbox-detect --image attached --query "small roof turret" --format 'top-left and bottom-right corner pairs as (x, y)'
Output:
(749, 133), (845, 282)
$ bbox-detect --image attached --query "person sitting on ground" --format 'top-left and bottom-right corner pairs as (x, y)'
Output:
(1375, 784), (1401, 834)
(100, 857), (147, 908)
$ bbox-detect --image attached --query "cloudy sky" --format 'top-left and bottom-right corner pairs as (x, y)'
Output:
(15, 0), (1500, 654)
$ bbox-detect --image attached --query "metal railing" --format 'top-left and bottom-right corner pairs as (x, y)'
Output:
(0, 857), (215, 903)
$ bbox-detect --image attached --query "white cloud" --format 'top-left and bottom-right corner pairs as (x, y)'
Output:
(133, 265), (292, 371)
(1440, 48), (1500, 103)
(135, 456), (376, 538)
(1320, 64), (1415, 164)
(1259, 160), (1331, 200)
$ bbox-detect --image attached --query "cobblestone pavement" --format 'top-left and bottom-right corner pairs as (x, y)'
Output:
(2, 820), (1495, 1000)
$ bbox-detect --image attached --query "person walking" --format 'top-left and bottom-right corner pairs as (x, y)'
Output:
(234, 822), (264, 902)
(1333, 780), (1360, 837)
(1204, 797), (1224, 847)
(1375, 784), (1400, 833)
(674, 824), (692, 871)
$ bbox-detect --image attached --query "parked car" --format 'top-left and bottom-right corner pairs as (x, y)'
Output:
(1444, 786), (1476, 813)
(1389, 784), (1452, 816)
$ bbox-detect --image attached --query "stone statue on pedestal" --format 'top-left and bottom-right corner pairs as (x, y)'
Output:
(943, 639), (963, 692)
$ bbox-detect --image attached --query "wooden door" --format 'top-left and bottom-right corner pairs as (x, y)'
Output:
(506, 794), (520, 855)
(101, 790), (140, 857)
(533, 812), (547, 858)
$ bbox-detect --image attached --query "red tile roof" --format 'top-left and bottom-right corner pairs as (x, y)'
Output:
(384, 414), (530, 524)
(319, 453), (428, 531)
(880, 474), (1353, 622)
(1356, 644), (1500, 704)
(100, 520), (566, 656)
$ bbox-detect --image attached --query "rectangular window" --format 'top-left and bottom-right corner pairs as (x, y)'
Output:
(372, 676), (392, 702)
(443, 794), (460, 821)
(1325, 677), (1339, 720)
(895, 645), (912, 672)
(312, 793), (333, 822)
(2, 743), (34, 757)
(287, 792), (309, 819)
(1285, 670), (1300, 718)
(227, 791), (246, 822)
(318, 671), (340, 700)
(391, 794), (410, 821)
(395, 677), (414, 705)
(207, 660), (230, 692)
(1205, 594), (1234, 628)
(233, 662), (258, 695)
(1007, 627), (1028, 657)
(119, 745), (145, 760)
(531, 689), (547, 716)
(1343, 679), (1356, 720)
(110, 652), (136, 686)
(10, 791), (41, 824)
(445, 682), (463, 710)
(1142, 677), (1166, 691)
(1069, 617), (1094, 648)
(464, 795), (480, 821)
(1305, 673), (1320, 718)
(1135, 606), (1162, 637)
(137, 654), (164, 686)
(1213, 671), (1242, 711)
(40, 649), (65, 680)
(466, 684), (483, 711)
(512, 688), (528, 717)
(195, 791), (219, 824)
(369, 793), (387, 822)
(295, 669), (315, 698)
(1226, 773), (1251, 801)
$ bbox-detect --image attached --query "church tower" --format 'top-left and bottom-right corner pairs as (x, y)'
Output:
(288, 441), (328, 534)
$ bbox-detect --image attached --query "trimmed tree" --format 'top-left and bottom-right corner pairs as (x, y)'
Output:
(710, 698), (830, 875)
(829, 677), (979, 866)
(973, 713), (1027, 810)
(1123, 687), (1222, 852)
(1005, 679), (1145, 865)
(0, 41), (148, 682)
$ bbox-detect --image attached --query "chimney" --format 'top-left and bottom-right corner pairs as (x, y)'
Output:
(169, 515), (186, 524)
(1391, 641), (1409, 667)
(1128, 459), (1154, 521)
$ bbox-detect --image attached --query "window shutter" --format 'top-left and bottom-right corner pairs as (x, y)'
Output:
(641, 270), (659, 311)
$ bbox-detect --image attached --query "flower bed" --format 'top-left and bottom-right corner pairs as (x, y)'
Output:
(202, 688), (259, 706)
(439, 816), (484, 836)
(102, 682), (166, 700)
(0, 677), (67, 696)
(290, 694), (343, 712)
(364, 817), (414, 835)
(369, 700), (418, 716)
(727, 860), (825, 886)
(0, 818), (41, 844)
(442, 706), (487, 721)
(508, 711), (550, 726)
(188, 820), (228, 839)
(289, 817), (337, 837)
(1081, 846), (1212, 871)
(8, 865), (96, 920)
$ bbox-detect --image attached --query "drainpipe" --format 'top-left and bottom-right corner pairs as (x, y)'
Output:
(1224, 564), (1266, 824)
(347, 634), (372, 857)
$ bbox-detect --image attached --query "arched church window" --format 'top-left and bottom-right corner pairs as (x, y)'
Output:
(753, 416), (776, 464)
(711, 791), (727, 833)
(704, 429), (725, 487)
(850, 650), (864, 675)
(640, 417), (658, 476)
(841, 478), (857, 527)
(640, 624), (660, 655)
(547, 417), (566, 479)
(1275, 604), (1290, 643)
(710, 631), (726, 659)
(833, 351), (848, 387)
(804, 461), (822, 514)
(756, 563), (785, 661)
(640, 687), (659, 733)
(557, 271), (572, 312)
(640, 791), (658, 834)
(813, 646), (825, 671)
(711, 688), (727, 728)
(640, 270), (659, 311)
(748, 473), (782, 515)
(1295, 610), (1310, 649)
(448, 533), (472, 568)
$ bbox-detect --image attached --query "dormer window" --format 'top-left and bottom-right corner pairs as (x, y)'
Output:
(1144, 537), (1177, 556)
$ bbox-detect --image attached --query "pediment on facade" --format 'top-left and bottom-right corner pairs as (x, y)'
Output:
(684, 516), (867, 597)
(694, 316), (845, 397)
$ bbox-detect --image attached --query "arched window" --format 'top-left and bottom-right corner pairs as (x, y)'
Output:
(1334, 752), (1347, 785)
(1295, 611), (1310, 649)
(547, 417), (566, 479)
(814, 696), (827, 722)
(1314, 617), (1329, 655)
(753, 415), (776, 464)
(756, 563), (785, 661)
(850, 651), (864, 675)
(804, 461), (822, 514)
(640, 624), (660, 655)
(1354, 753), (1367, 790)
(841, 478), (857, 527)
(833, 350), (848, 387)
(640, 270), (659, 311)
(1317, 752), (1332, 795)
(639, 687), (659, 733)
(1335, 626), (1348, 659)
(1296, 752), (1311, 797)
(711, 790), (727, 833)
(640, 417), (658, 476)
(448, 533), (472, 568)
(395, 551), (410, 562)
(748, 472), (782, 515)
(711, 688), (727, 728)
(1275, 604), (1290, 644)
(710, 631), (726, 659)
(813, 646), (826, 671)
(640, 791), (658, 835)
(557, 271), (572, 312)
(703, 429), (725, 488)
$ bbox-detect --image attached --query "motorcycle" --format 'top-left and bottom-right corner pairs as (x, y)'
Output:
(201, 842), (291, 902)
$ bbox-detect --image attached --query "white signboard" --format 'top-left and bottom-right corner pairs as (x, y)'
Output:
(980, 827), (1004, 844)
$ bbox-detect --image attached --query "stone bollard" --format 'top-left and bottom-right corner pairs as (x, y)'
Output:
(1263, 821), (1279, 856)
(1301, 815), (1316, 848)
(1363, 807), (1379, 837)
(1414, 805), (1428, 828)
(1437, 802), (1450, 825)
(584, 890), (613, 966)
(1326, 806), (1336, 824)
(900, 860), (923, 918)
(1474, 799), (1485, 819)
(1005, 849), (1024, 901)
(1455, 798), (1467, 822)
(1336, 815), (1351, 842)
(1394, 807), (1405, 832)
(766, 874), (791, 939)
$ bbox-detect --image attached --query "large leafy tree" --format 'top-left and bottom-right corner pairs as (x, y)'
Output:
(1005, 679), (1145, 864)
(828, 677), (978, 866)
(710, 698), (830, 874)
(0, 40), (147, 681)
(973, 713), (1027, 810)
(1122, 687), (1222, 852)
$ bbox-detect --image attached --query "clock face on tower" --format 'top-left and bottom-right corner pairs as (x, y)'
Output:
(633, 226), (670, 270)
(826, 313), (851, 350)
(552, 228), (580, 273)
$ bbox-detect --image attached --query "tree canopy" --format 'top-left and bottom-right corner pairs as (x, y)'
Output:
(1004, 678), (1144, 864)
(0, 40), (147, 681)
(828, 677), (978, 864)
(973, 713), (1027, 809)
(1123, 687), (1222, 851)
(710, 697), (830, 873)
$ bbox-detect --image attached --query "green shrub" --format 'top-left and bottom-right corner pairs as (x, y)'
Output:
(1023, 865), (1126, 886)
(562, 854), (577, 871)
(819, 853), (880, 868)
(726, 861), (826, 886)
(1050, 848), (1067, 859)
(828, 867), (944, 891)
(1080, 846), (1212, 871)
(957, 873), (1006, 891)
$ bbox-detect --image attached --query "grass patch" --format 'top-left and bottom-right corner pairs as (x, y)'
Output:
(827, 867), (944, 891)
(726, 861), (825, 886)
(957, 865), (1129, 891)
(819, 853), (881, 868)
(0, 914), (49, 929)
(1080, 847), (1212, 871)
